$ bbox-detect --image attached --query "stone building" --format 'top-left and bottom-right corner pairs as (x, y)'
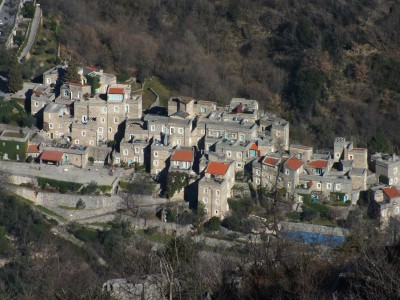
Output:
(30, 85), (55, 116)
(198, 160), (235, 218)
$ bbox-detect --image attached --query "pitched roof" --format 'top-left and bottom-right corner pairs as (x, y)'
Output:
(263, 156), (279, 166)
(27, 145), (40, 153)
(108, 87), (124, 94)
(171, 149), (193, 162)
(205, 161), (230, 176)
(250, 143), (259, 151)
(383, 186), (400, 199)
(40, 150), (63, 161)
(286, 157), (303, 171)
(308, 160), (328, 169)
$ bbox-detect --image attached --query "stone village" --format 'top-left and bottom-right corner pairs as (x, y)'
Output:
(1, 63), (399, 226)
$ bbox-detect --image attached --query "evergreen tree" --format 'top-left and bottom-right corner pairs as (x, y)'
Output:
(63, 59), (81, 84)
(7, 55), (23, 93)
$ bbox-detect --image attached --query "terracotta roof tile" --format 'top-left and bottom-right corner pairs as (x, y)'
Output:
(27, 145), (40, 153)
(286, 157), (303, 171)
(250, 143), (259, 151)
(383, 186), (400, 199)
(171, 149), (193, 162)
(85, 66), (99, 71)
(263, 156), (279, 166)
(308, 160), (328, 169)
(40, 150), (63, 161)
(108, 87), (125, 94)
(205, 161), (230, 176)
(66, 82), (86, 87)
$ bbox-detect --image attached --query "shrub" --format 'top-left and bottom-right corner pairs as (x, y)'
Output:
(26, 155), (33, 163)
(204, 216), (221, 232)
(80, 181), (98, 195)
(38, 177), (83, 193)
(45, 48), (56, 55)
(76, 199), (86, 209)
(301, 207), (318, 221)
(88, 157), (94, 164)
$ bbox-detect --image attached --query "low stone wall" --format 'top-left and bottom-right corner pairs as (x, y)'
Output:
(280, 221), (349, 237)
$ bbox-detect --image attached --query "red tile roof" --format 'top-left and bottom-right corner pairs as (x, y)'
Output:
(263, 156), (279, 166)
(108, 87), (125, 94)
(250, 143), (259, 151)
(286, 157), (303, 171)
(27, 145), (40, 153)
(308, 160), (328, 169)
(383, 186), (400, 199)
(171, 149), (193, 162)
(40, 150), (63, 161)
(205, 161), (230, 176)
(85, 66), (99, 71)
(66, 82), (86, 87)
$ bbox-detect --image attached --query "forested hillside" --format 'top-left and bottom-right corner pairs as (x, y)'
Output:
(39, 0), (400, 148)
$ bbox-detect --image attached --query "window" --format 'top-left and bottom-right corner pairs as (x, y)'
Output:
(204, 208), (208, 214)
(327, 183), (332, 189)
(390, 179), (393, 185)
(75, 140), (79, 144)
(59, 124), (62, 128)
(115, 158), (120, 163)
(216, 190), (220, 196)
(154, 151), (158, 157)
(256, 178), (260, 184)
(170, 127), (175, 134)
(267, 175), (270, 179)
(46, 78), (51, 84)
(64, 90), (69, 97)
(108, 127), (112, 133)
(178, 128), (184, 134)
(216, 199), (220, 205)
(3, 153), (8, 160)
(125, 105), (129, 113)
(177, 139), (181, 145)
(101, 118), (105, 123)
(285, 170), (289, 175)
(114, 106), (119, 112)
(49, 123), (54, 129)
(227, 151), (231, 158)
(98, 134), (103, 141)
(90, 140), (94, 145)
(395, 167), (398, 175)
(215, 210), (218, 215)
(396, 207), (400, 215)
(162, 127), (166, 134)
(134, 157), (138, 162)
(239, 135), (244, 142)
(201, 129), (205, 134)
(203, 197), (208, 203)
(134, 148), (139, 154)
(150, 125), (155, 132)
(276, 131), (280, 137)
(237, 163), (242, 168)
(139, 157), (143, 162)
(16, 145), (19, 150)
(35, 102), (38, 106)
(336, 153), (340, 158)
(103, 107), (107, 113)
(114, 117), (119, 123)
(237, 152), (242, 158)
(349, 155), (354, 160)
(203, 188), (208, 194)
(49, 113), (53, 119)
(98, 127), (103, 133)
(153, 160), (158, 166)
(16, 154), (20, 160)
(256, 170), (260, 175)
(317, 183), (321, 188)
(123, 149), (128, 155)
(174, 161), (179, 166)
(288, 182), (291, 188)
(77, 92), (81, 99)
(335, 184), (341, 191)
(82, 131), (86, 136)
(200, 107), (206, 113)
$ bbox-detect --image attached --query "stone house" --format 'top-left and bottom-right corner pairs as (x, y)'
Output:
(290, 144), (313, 162)
(60, 82), (91, 100)
(27, 144), (40, 159)
(259, 113), (290, 151)
(30, 85), (55, 116)
(43, 103), (73, 140)
(252, 153), (285, 189)
(370, 153), (400, 186)
(333, 137), (353, 162)
(169, 147), (195, 174)
(168, 96), (195, 117)
(228, 98), (259, 122)
(71, 120), (99, 147)
(42, 65), (65, 87)
(283, 157), (304, 193)
(198, 160), (235, 218)
(193, 100), (217, 116)
(39, 143), (89, 168)
(214, 138), (253, 172)
(370, 185), (400, 225)
(150, 139), (171, 175)
(120, 138), (149, 166)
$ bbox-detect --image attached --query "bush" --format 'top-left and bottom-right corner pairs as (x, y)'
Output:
(88, 157), (94, 164)
(26, 155), (33, 163)
(80, 181), (98, 195)
(301, 207), (318, 221)
(76, 199), (86, 209)
(45, 48), (56, 55)
(204, 216), (221, 232)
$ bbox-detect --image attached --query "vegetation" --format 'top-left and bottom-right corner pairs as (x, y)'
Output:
(63, 58), (81, 84)
(38, 177), (83, 193)
(22, 1), (36, 19)
(7, 56), (23, 93)
(0, 100), (35, 127)
(164, 171), (189, 199)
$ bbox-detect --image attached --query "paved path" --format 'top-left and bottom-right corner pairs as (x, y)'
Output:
(0, 160), (119, 186)
(18, 6), (41, 62)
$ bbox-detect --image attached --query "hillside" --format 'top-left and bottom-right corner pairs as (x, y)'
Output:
(37, 0), (400, 149)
